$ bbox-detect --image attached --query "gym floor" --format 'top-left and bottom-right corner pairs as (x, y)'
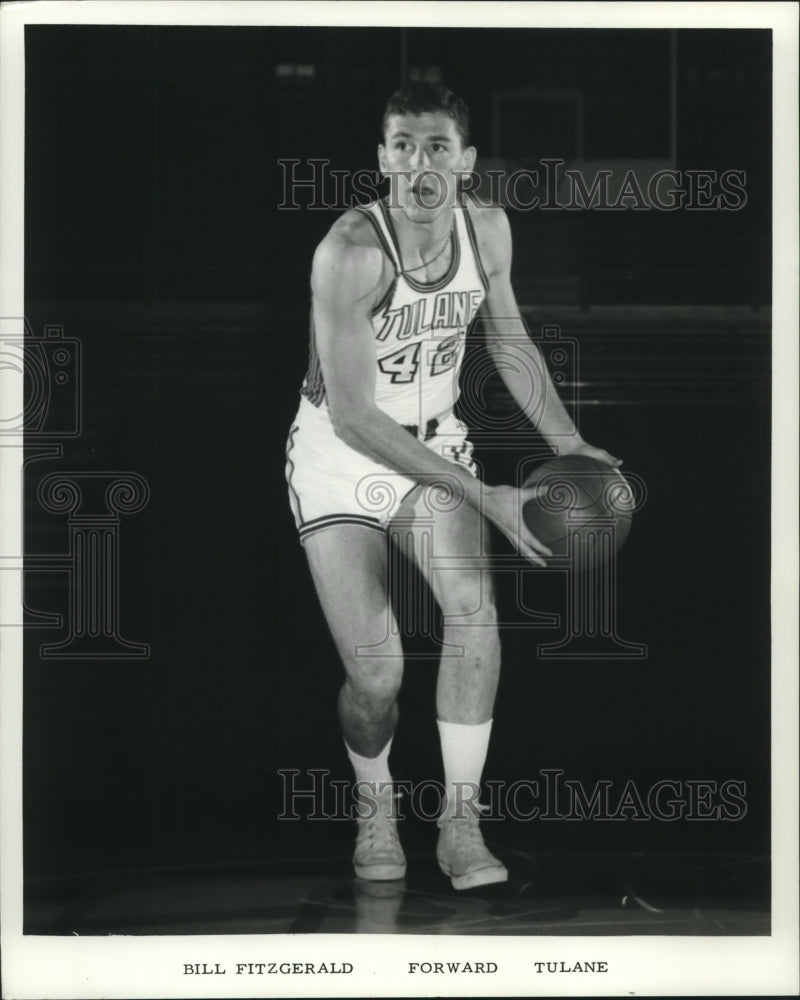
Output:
(25, 848), (769, 937)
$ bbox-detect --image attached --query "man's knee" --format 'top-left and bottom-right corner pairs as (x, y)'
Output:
(344, 655), (403, 703)
(438, 569), (498, 625)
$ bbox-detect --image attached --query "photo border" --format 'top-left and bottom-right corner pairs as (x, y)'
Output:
(1, 1), (797, 997)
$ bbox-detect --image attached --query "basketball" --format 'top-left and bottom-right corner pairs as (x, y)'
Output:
(523, 454), (634, 564)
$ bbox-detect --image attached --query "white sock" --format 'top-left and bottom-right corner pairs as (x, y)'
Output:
(437, 718), (493, 817)
(345, 738), (393, 795)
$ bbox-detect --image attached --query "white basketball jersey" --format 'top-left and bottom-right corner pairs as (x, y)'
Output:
(301, 197), (489, 427)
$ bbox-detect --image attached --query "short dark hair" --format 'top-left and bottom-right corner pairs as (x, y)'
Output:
(382, 83), (470, 146)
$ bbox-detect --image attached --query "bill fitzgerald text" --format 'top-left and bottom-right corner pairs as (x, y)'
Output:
(277, 769), (748, 822)
(183, 963), (353, 976)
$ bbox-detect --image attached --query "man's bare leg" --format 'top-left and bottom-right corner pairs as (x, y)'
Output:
(304, 524), (403, 755)
(393, 486), (500, 724)
(394, 486), (508, 889)
(303, 523), (406, 879)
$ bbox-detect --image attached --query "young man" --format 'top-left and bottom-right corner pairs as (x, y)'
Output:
(286, 83), (620, 890)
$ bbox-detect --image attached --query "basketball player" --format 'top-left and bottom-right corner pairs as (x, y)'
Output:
(285, 83), (620, 890)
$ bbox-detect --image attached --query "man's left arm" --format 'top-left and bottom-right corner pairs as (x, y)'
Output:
(476, 206), (621, 466)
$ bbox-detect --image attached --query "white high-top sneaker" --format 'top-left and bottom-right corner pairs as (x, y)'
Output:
(436, 802), (507, 890)
(352, 782), (406, 881)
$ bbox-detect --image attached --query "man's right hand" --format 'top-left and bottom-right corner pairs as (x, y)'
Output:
(481, 484), (553, 568)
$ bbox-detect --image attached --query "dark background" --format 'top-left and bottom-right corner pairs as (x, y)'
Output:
(23, 26), (771, 903)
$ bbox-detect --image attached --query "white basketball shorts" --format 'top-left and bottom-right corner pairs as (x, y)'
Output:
(285, 396), (478, 545)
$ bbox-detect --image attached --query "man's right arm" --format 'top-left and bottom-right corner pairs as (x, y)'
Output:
(310, 233), (551, 566)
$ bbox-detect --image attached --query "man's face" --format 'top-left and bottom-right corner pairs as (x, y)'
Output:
(378, 112), (476, 224)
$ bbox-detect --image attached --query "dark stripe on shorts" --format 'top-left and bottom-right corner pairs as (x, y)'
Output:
(298, 514), (385, 541)
(285, 425), (304, 523)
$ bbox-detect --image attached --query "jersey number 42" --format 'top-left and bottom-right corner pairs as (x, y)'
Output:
(378, 337), (459, 384)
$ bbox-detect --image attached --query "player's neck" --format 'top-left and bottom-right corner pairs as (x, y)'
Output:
(389, 204), (455, 254)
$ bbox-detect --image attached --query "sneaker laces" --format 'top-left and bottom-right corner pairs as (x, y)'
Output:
(437, 800), (498, 855)
(355, 786), (402, 849)
(437, 798), (489, 828)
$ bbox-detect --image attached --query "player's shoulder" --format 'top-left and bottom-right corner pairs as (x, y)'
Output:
(461, 191), (511, 240)
(312, 206), (385, 293)
(460, 192), (511, 274)
(317, 205), (384, 258)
